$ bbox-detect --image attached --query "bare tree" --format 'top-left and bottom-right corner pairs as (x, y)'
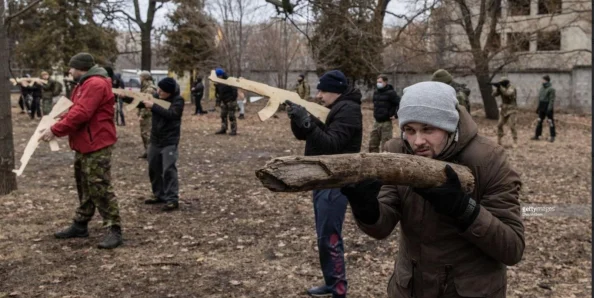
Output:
(265, 0), (438, 87)
(398, 0), (592, 119)
(1, 0), (44, 194)
(207, 0), (264, 76)
(114, 0), (171, 71)
(243, 18), (306, 88)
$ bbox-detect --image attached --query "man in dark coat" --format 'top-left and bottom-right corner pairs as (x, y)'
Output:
(142, 78), (185, 212)
(341, 81), (524, 298)
(191, 76), (207, 115)
(531, 75), (556, 142)
(286, 70), (362, 298)
(214, 68), (238, 135)
(369, 74), (400, 152)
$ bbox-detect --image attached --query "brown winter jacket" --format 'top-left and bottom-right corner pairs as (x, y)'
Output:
(356, 106), (524, 298)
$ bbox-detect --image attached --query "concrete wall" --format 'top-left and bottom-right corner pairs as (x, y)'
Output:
(242, 67), (592, 112)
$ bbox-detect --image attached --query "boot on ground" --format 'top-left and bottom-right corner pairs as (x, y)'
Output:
(229, 131), (237, 136)
(530, 136), (540, 141)
(98, 225), (123, 249)
(306, 285), (332, 297)
(215, 128), (226, 135)
(161, 201), (179, 212)
(55, 221), (89, 239)
(144, 197), (166, 204)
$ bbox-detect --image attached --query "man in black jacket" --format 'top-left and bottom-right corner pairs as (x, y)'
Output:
(214, 68), (238, 135)
(192, 76), (207, 115)
(105, 66), (126, 126)
(286, 70), (362, 298)
(369, 74), (400, 152)
(28, 79), (43, 120)
(142, 77), (185, 212)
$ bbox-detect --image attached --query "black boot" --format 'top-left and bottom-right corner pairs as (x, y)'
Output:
(98, 225), (123, 249)
(215, 128), (226, 135)
(144, 197), (166, 204)
(55, 222), (89, 239)
(229, 131), (237, 136)
(161, 201), (179, 212)
(238, 114), (245, 119)
(306, 285), (332, 297)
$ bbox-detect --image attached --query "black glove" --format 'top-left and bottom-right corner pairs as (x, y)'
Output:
(285, 100), (314, 131)
(413, 165), (479, 230)
(341, 179), (383, 225)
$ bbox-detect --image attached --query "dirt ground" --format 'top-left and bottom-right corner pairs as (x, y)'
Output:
(0, 97), (591, 298)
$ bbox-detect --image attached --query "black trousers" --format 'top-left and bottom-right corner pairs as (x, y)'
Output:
(194, 94), (205, 114)
(148, 144), (179, 203)
(30, 96), (41, 119)
(535, 102), (556, 138)
(18, 95), (29, 111)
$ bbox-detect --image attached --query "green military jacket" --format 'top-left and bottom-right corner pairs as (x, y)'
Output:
(294, 80), (310, 100)
(41, 79), (57, 100)
(493, 85), (517, 117)
(538, 83), (556, 112)
(138, 79), (156, 119)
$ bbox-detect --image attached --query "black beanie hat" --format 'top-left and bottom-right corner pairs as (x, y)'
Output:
(69, 52), (95, 71)
(543, 75), (551, 82)
(158, 77), (177, 94)
(316, 70), (348, 94)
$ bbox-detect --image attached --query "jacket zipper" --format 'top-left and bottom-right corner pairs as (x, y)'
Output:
(440, 265), (452, 296)
(410, 260), (417, 297)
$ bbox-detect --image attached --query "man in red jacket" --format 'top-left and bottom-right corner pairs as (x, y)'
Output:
(39, 52), (123, 249)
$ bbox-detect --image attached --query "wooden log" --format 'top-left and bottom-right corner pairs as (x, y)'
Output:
(255, 153), (475, 193)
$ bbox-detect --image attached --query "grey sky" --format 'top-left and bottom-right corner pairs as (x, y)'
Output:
(145, 0), (413, 28)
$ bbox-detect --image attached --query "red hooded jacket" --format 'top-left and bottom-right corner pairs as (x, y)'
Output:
(51, 68), (117, 153)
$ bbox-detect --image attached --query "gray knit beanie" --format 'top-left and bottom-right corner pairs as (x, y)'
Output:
(68, 52), (95, 71)
(397, 81), (460, 133)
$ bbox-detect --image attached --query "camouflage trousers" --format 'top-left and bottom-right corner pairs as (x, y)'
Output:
(497, 108), (517, 141)
(73, 146), (121, 227)
(369, 120), (393, 153)
(41, 98), (53, 115)
(220, 100), (238, 133)
(139, 111), (152, 152)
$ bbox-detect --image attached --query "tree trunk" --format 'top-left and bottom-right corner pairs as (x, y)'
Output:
(256, 153), (475, 193)
(141, 27), (152, 71)
(474, 58), (499, 119)
(0, 0), (18, 194)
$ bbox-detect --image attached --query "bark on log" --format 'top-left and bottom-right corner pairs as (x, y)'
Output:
(255, 153), (475, 193)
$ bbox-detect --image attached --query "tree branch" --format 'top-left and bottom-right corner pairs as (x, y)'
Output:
(5, 0), (44, 23)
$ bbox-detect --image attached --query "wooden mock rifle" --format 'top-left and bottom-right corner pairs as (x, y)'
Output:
(208, 70), (330, 123)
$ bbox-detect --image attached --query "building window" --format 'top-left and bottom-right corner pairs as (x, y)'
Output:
(509, 0), (531, 16)
(487, 33), (501, 50)
(538, 0), (562, 14)
(537, 31), (561, 51)
(507, 33), (531, 52)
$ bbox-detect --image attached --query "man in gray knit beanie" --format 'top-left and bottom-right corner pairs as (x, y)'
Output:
(341, 80), (524, 297)
(397, 81), (460, 158)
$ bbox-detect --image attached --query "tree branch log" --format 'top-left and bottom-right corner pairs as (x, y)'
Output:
(255, 153), (475, 193)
